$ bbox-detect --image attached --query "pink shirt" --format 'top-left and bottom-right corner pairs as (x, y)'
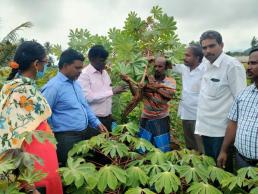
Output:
(77, 64), (113, 117)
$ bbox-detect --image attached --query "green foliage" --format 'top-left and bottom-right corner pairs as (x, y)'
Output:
(0, 183), (25, 194)
(125, 187), (155, 194)
(36, 66), (58, 88)
(187, 182), (222, 194)
(126, 166), (149, 187)
(149, 171), (181, 193)
(47, 6), (185, 126)
(0, 21), (32, 67)
(97, 165), (127, 192)
(60, 123), (258, 193)
(0, 149), (46, 192)
(59, 158), (97, 189)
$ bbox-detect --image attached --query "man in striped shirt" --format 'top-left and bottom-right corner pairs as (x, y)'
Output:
(217, 48), (258, 169)
(140, 57), (176, 152)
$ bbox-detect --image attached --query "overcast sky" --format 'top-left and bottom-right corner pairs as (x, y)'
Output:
(0, 0), (257, 51)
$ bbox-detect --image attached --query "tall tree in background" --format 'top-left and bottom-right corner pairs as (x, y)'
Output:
(251, 36), (258, 49)
(0, 21), (32, 66)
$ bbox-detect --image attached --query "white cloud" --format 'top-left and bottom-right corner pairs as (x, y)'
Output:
(0, 0), (257, 51)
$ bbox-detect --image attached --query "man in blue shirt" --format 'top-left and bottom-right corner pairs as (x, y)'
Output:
(42, 48), (107, 167)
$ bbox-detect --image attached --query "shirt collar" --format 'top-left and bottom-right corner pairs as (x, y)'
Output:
(251, 84), (258, 92)
(57, 72), (70, 82)
(203, 52), (225, 68)
(88, 64), (100, 74)
(186, 63), (204, 72)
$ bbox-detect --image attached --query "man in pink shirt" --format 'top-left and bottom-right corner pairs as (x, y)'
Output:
(78, 45), (125, 132)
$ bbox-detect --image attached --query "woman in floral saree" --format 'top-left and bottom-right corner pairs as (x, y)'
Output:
(0, 41), (62, 194)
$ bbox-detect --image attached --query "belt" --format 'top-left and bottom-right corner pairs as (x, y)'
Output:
(238, 153), (258, 165)
(98, 114), (112, 119)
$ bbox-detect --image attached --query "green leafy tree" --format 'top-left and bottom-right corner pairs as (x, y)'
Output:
(0, 21), (33, 67)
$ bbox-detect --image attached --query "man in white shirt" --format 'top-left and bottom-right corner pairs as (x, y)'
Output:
(195, 30), (246, 163)
(173, 44), (205, 153)
(78, 45), (125, 132)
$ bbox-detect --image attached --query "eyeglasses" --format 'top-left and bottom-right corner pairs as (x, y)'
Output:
(39, 60), (48, 63)
(247, 61), (258, 65)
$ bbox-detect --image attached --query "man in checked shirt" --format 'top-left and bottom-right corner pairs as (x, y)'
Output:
(217, 48), (258, 169)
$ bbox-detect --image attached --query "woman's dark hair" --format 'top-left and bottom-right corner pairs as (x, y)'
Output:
(88, 45), (109, 61)
(200, 30), (223, 45)
(7, 41), (46, 80)
(58, 48), (85, 69)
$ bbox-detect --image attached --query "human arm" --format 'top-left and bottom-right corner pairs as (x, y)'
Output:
(217, 120), (237, 168)
(77, 72), (113, 104)
(84, 100), (108, 133)
(228, 62), (247, 98)
(144, 76), (176, 100)
(41, 85), (58, 109)
(120, 74), (138, 96)
(41, 85), (58, 126)
(172, 64), (185, 74)
(217, 98), (239, 168)
(112, 85), (127, 94)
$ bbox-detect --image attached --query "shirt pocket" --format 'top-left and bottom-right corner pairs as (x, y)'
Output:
(203, 77), (221, 97)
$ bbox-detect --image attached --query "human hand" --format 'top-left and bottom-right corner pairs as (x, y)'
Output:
(217, 151), (227, 168)
(98, 123), (109, 133)
(120, 74), (130, 82)
(147, 75), (155, 84)
(112, 85), (127, 94)
(33, 190), (41, 194)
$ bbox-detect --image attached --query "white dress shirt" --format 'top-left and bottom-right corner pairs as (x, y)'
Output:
(195, 53), (247, 137)
(78, 64), (113, 117)
(174, 63), (205, 120)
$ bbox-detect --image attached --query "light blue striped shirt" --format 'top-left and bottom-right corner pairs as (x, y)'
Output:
(41, 72), (100, 132)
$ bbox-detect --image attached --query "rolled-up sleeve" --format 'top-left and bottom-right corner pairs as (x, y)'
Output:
(228, 98), (238, 122)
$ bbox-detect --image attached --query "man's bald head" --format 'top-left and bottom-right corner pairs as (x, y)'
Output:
(155, 56), (167, 66)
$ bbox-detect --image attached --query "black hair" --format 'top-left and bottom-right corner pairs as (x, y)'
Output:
(200, 30), (223, 45)
(189, 44), (204, 62)
(88, 45), (109, 61)
(58, 48), (85, 69)
(249, 47), (258, 55)
(7, 41), (46, 80)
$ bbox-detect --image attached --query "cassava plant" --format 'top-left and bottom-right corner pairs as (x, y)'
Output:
(59, 123), (258, 194)
(49, 6), (185, 123)
(0, 125), (57, 192)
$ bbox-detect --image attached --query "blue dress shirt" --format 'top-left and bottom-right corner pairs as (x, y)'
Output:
(41, 72), (100, 132)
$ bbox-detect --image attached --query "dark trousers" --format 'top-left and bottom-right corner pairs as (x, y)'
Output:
(54, 129), (96, 167)
(140, 116), (170, 137)
(83, 115), (113, 139)
(202, 136), (224, 160)
(182, 120), (204, 153)
(139, 116), (171, 152)
(236, 152), (258, 169)
(98, 115), (112, 132)
(202, 136), (235, 173)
